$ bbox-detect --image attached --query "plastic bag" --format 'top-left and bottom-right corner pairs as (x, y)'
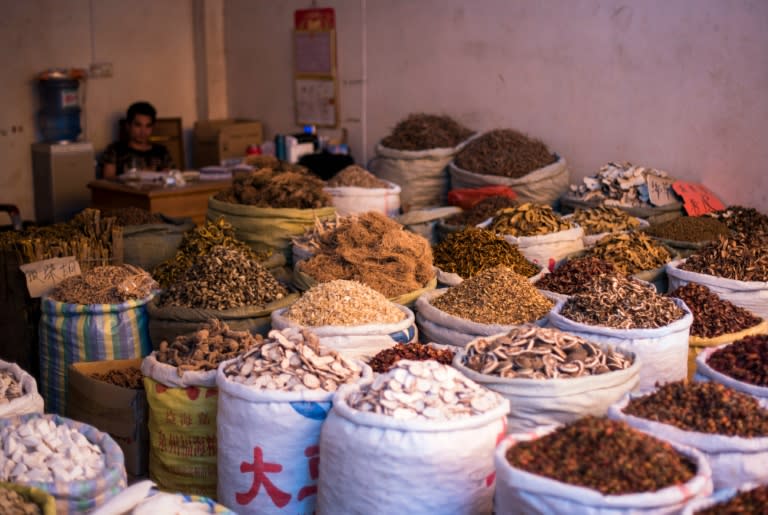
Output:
(447, 186), (517, 210)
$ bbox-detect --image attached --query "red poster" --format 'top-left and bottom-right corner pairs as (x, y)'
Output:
(295, 8), (335, 31)
(671, 181), (726, 216)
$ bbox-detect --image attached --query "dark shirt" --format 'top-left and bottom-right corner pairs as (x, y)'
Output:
(99, 141), (175, 176)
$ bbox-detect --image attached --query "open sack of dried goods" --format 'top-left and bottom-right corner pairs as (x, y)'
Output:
(317, 360), (509, 514)
(92, 480), (234, 514)
(437, 195), (519, 242)
(449, 129), (569, 206)
(644, 215), (730, 255)
(682, 483), (768, 515)
(216, 328), (371, 514)
(494, 417), (712, 514)
(141, 319), (263, 498)
(564, 206), (648, 247)
(369, 113), (475, 211)
(548, 274), (693, 392)
(0, 360), (43, 418)
(608, 381), (768, 489)
(39, 264), (156, 415)
(208, 165), (335, 261)
(533, 256), (624, 303)
(706, 204), (768, 235)
(432, 227), (542, 287)
(103, 207), (195, 272)
(324, 165), (401, 217)
(0, 413), (127, 514)
(666, 233), (768, 319)
(149, 245), (297, 344)
(695, 335), (768, 401)
(453, 325), (639, 432)
(561, 161), (684, 225)
(271, 280), (415, 360)
(0, 482), (56, 515)
(668, 283), (767, 380)
(481, 202), (584, 270)
(416, 267), (554, 348)
(368, 342), (455, 373)
(293, 212), (437, 305)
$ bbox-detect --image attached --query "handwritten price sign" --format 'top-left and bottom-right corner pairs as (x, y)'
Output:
(671, 181), (725, 216)
(19, 256), (81, 298)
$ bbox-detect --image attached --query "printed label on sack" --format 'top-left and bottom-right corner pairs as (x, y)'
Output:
(19, 256), (81, 298)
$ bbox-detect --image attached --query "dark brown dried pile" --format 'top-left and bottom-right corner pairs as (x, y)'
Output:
(623, 381), (768, 437)
(454, 129), (555, 178)
(91, 367), (144, 389)
(215, 168), (332, 208)
(102, 207), (164, 226)
(646, 216), (730, 242)
(444, 195), (518, 227)
(707, 335), (768, 387)
(506, 416), (697, 495)
(327, 165), (388, 188)
(706, 205), (768, 236)
(433, 228), (539, 279)
(381, 113), (474, 151)
(297, 212), (434, 298)
(368, 343), (455, 373)
(681, 234), (768, 281)
(668, 283), (762, 338)
(535, 257), (622, 295)
(695, 484), (768, 514)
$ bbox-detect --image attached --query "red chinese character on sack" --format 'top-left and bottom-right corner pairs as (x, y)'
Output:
(236, 447), (292, 507)
(297, 445), (320, 501)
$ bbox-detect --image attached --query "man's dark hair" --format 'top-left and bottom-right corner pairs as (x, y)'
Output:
(126, 101), (157, 124)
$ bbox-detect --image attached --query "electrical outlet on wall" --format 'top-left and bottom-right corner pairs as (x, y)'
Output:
(89, 62), (113, 79)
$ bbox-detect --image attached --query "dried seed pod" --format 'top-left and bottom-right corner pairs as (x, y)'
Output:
(706, 335), (768, 387)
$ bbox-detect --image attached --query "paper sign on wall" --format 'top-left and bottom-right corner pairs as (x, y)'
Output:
(672, 181), (726, 216)
(19, 256), (81, 298)
(646, 175), (679, 207)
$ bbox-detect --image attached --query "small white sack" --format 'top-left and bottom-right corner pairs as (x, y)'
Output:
(0, 360), (44, 418)
(548, 299), (693, 392)
(666, 258), (768, 318)
(608, 394), (768, 489)
(415, 289), (549, 348)
(323, 181), (401, 217)
(270, 304), (416, 361)
(694, 344), (768, 401)
(216, 359), (372, 514)
(141, 352), (217, 388)
(317, 383), (510, 515)
(494, 426), (713, 515)
(453, 344), (641, 433)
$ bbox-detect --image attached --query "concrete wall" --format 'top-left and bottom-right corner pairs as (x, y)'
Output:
(0, 0), (199, 221)
(225, 0), (768, 209)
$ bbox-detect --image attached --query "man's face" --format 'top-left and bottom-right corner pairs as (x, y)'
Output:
(128, 114), (154, 145)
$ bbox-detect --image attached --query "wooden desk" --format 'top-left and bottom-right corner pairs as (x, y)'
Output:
(88, 179), (232, 225)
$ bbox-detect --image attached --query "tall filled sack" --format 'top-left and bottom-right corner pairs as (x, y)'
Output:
(121, 215), (195, 272)
(216, 328), (372, 514)
(317, 360), (509, 515)
(0, 360), (44, 418)
(0, 413), (127, 514)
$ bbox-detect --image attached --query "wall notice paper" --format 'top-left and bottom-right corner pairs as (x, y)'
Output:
(646, 174), (679, 206)
(672, 181), (726, 216)
(295, 78), (337, 126)
(20, 256), (81, 298)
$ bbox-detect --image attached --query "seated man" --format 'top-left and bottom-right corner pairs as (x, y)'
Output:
(99, 101), (175, 179)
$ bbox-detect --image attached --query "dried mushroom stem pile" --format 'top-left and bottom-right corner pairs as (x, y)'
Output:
(284, 280), (405, 326)
(348, 360), (501, 421)
(50, 264), (157, 304)
(155, 319), (263, 375)
(0, 418), (105, 483)
(490, 203), (573, 237)
(223, 328), (362, 392)
(680, 234), (768, 282)
(0, 371), (23, 404)
(463, 324), (632, 379)
(570, 206), (641, 235)
(584, 231), (671, 275)
(706, 205), (768, 236)
(560, 275), (684, 329)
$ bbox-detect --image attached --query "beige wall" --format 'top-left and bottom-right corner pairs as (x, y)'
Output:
(225, 0), (768, 210)
(0, 0), (199, 221)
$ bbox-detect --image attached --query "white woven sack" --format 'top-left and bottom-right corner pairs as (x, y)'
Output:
(270, 304), (416, 361)
(316, 382), (510, 515)
(608, 394), (768, 489)
(141, 353), (217, 388)
(548, 299), (693, 392)
(216, 359), (372, 514)
(494, 426), (713, 515)
(323, 180), (401, 217)
(694, 344), (768, 401)
(666, 258), (768, 318)
(0, 360), (44, 418)
(448, 154), (570, 207)
(681, 482), (761, 515)
(415, 289), (549, 348)
(453, 343), (640, 433)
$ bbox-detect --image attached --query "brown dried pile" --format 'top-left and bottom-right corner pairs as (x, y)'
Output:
(681, 234), (768, 281)
(668, 283), (762, 338)
(433, 228), (539, 279)
(215, 168), (331, 209)
(297, 212), (434, 298)
(368, 343), (455, 374)
(381, 113), (474, 151)
(454, 129), (555, 178)
(646, 216), (730, 242)
(91, 367), (144, 389)
(706, 205), (768, 235)
(535, 257), (622, 295)
(50, 264), (157, 304)
(102, 207), (164, 226)
(444, 195), (518, 227)
(327, 165), (388, 188)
